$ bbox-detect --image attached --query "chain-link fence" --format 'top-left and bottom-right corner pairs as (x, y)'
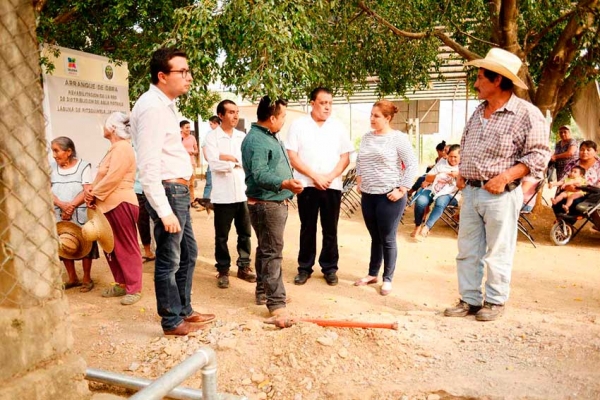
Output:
(0, 0), (64, 309)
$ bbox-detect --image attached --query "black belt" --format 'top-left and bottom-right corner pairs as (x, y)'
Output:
(465, 179), (521, 192)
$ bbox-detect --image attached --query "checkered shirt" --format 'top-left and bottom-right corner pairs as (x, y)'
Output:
(460, 94), (551, 180)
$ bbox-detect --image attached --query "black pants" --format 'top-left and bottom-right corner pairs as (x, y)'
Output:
(136, 193), (151, 246)
(213, 202), (252, 272)
(297, 187), (342, 275)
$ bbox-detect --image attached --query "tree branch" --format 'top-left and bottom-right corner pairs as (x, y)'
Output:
(356, 1), (427, 39)
(523, 10), (577, 55)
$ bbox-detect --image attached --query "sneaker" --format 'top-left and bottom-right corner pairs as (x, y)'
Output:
(102, 284), (126, 298)
(120, 293), (142, 305)
(217, 272), (229, 289)
(475, 301), (505, 321)
(324, 272), (338, 286)
(444, 299), (482, 317)
(237, 266), (257, 283)
(294, 272), (311, 285)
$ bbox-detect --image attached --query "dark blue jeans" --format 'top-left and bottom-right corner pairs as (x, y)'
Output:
(146, 182), (198, 331)
(213, 202), (252, 272)
(249, 201), (288, 313)
(361, 192), (407, 283)
(297, 188), (342, 275)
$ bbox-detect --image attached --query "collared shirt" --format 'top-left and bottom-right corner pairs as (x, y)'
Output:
(241, 123), (294, 201)
(285, 115), (354, 190)
(356, 130), (418, 194)
(130, 85), (192, 218)
(182, 134), (198, 167)
(204, 126), (247, 204)
(460, 94), (550, 181)
(554, 138), (578, 180)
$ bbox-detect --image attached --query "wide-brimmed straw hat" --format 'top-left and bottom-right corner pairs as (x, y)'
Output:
(82, 208), (114, 253)
(465, 48), (528, 90)
(57, 221), (93, 260)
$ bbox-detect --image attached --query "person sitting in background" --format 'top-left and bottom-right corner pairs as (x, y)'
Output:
(50, 136), (99, 292)
(411, 144), (460, 240)
(550, 166), (587, 213)
(408, 140), (448, 199)
(552, 140), (600, 217)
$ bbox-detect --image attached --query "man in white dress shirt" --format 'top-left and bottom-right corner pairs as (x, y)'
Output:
(131, 47), (215, 336)
(286, 87), (354, 286)
(203, 100), (256, 289)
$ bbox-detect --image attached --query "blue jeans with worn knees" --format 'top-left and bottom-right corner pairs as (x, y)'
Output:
(414, 191), (457, 229)
(203, 168), (212, 199)
(360, 192), (407, 283)
(146, 182), (198, 331)
(249, 202), (288, 313)
(456, 186), (522, 306)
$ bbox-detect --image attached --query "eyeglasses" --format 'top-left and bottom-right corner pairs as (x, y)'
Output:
(167, 69), (191, 79)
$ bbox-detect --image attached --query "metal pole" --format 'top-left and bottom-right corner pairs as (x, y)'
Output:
(86, 368), (202, 400)
(130, 348), (216, 400)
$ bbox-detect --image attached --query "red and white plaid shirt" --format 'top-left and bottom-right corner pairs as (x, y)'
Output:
(460, 94), (551, 181)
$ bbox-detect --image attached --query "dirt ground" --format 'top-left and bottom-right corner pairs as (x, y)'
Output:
(67, 187), (600, 400)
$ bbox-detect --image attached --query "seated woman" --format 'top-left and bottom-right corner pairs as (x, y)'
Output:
(411, 144), (460, 240)
(408, 140), (448, 198)
(551, 140), (600, 216)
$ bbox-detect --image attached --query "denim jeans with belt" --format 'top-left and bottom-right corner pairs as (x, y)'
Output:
(456, 185), (522, 306)
(413, 190), (458, 229)
(213, 202), (252, 272)
(249, 201), (288, 313)
(146, 182), (198, 331)
(360, 192), (407, 283)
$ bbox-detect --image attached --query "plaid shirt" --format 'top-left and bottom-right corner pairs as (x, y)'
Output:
(460, 94), (551, 180)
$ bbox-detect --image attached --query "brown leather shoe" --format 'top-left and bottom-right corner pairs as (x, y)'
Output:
(163, 321), (208, 336)
(444, 299), (482, 317)
(184, 311), (216, 324)
(475, 301), (505, 321)
(237, 266), (257, 282)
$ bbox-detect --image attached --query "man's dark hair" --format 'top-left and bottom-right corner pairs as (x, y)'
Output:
(208, 115), (221, 124)
(447, 144), (460, 153)
(150, 48), (187, 85)
(179, 120), (190, 128)
(309, 87), (333, 102)
(216, 100), (236, 117)
(256, 96), (288, 122)
(482, 68), (515, 91)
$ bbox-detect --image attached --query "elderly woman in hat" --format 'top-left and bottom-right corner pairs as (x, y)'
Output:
(85, 112), (143, 306)
(550, 125), (578, 181)
(51, 136), (99, 292)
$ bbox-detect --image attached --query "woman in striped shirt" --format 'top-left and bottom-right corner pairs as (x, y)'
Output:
(354, 100), (418, 296)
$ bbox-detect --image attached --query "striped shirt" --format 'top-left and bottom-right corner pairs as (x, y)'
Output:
(357, 130), (418, 194)
(460, 94), (550, 180)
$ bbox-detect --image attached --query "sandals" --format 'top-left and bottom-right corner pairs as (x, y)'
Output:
(80, 280), (94, 293)
(142, 255), (156, 262)
(64, 281), (82, 290)
(354, 276), (378, 286)
(120, 293), (142, 305)
(102, 284), (126, 298)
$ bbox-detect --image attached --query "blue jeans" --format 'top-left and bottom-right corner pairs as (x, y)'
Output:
(146, 182), (198, 331)
(414, 190), (457, 229)
(456, 186), (522, 306)
(360, 192), (407, 283)
(203, 168), (212, 199)
(249, 201), (288, 313)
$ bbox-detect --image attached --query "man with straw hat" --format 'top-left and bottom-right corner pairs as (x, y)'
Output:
(444, 48), (550, 321)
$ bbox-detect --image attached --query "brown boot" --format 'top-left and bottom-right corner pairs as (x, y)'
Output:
(163, 321), (209, 336)
(475, 302), (505, 321)
(444, 299), (482, 317)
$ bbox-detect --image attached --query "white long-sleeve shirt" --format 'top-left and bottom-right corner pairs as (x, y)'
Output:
(203, 127), (247, 204)
(130, 85), (192, 218)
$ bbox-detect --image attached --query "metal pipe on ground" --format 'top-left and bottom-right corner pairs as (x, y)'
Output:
(86, 347), (246, 400)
